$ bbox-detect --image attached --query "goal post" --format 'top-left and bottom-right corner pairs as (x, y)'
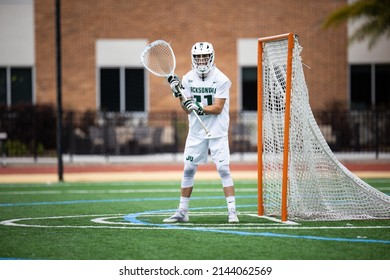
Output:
(257, 33), (390, 222)
(257, 33), (294, 221)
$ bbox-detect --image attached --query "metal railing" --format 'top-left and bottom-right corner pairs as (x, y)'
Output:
(0, 105), (389, 160)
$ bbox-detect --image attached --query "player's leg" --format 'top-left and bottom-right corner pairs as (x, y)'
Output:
(218, 165), (239, 223)
(163, 163), (198, 223)
(163, 136), (208, 223)
(210, 136), (239, 223)
(223, 188), (239, 223)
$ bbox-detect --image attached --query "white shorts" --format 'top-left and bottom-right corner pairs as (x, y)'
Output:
(183, 135), (230, 166)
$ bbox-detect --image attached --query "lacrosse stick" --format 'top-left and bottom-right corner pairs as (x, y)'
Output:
(141, 40), (211, 137)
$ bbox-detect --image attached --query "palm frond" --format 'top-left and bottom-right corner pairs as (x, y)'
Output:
(323, 0), (390, 48)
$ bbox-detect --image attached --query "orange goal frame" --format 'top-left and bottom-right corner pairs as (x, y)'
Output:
(257, 33), (295, 222)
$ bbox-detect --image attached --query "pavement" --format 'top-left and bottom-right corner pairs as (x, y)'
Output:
(0, 153), (389, 183)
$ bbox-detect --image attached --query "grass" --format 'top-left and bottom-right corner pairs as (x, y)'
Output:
(0, 179), (389, 260)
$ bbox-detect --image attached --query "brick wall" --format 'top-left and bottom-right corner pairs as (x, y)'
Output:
(35, 0), (347, 112)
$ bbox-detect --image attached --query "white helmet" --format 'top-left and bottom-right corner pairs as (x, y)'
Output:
(191, 42), (215, 77)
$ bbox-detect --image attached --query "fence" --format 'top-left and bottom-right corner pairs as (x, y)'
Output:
(0, 105), (389, 160)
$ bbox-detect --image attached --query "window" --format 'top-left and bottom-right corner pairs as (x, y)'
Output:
(0, 68), (6, 104)
(241, 64), (390, 112)
(376, 64), (390, 110)
(96, 39), (147, 112)
(125, 68), (145, 111)
(350, 65), (371, 110)
(11, 68), (33, 105)
(238, 39), (259, 112)
(100, 68), (120, 112)
(241, 67), (257, 111)
(350, 64), (390, 110)
(0, 67), (33, 106)
(99, 67), (144, 112)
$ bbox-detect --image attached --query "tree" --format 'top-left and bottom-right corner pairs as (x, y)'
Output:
(323, 0), (390, 48)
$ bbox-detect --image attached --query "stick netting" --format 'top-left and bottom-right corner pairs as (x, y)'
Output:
(141, 40), (175, 77)
(261, 37), (390, 220)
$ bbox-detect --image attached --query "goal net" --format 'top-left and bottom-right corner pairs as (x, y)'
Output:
(257, 33), (390, 221)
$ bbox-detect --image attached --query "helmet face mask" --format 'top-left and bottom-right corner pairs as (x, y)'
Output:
(191, 42), (214, 77)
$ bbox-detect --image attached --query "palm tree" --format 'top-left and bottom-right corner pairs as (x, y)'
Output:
(322, 0), (390, 48)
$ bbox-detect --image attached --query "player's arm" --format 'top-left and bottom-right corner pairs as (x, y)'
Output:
(182, 98), (225, 115)
(203, 98), (225, 115)
(168, 75), (190, 112)
(180, 97), (191, 113)
(201, 79), (229, 115)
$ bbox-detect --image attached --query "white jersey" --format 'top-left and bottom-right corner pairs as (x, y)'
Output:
(181, 66), (231, 139)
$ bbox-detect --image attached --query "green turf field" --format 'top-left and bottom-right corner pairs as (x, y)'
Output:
(0, 179), (389, 260)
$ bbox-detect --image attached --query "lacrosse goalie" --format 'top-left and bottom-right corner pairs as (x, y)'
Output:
(163, 42), (239, 223)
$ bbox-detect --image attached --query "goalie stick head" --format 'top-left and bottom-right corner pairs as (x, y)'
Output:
(140, 40), (176, 77)
(191, 42), (214, 78)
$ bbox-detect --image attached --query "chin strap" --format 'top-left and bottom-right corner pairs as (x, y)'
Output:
(199, 73), (207, 81)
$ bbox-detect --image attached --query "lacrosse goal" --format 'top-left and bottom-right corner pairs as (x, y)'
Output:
(257, 33), (390, 221)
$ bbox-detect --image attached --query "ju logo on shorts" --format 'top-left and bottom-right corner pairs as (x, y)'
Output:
(185, 155), (194, 162)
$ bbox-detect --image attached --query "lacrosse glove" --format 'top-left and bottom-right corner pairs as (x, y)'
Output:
(168, 75), (183, 98)
(183, 100), (204, 115)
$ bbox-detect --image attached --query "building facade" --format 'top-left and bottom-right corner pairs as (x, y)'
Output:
(1, 0), (350, 113)
(1, 0), (389, 113)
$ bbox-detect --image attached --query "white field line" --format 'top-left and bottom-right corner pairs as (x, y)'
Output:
(1, 171), (389, 184)
(1, 213), (390, 230)
(247, 214), (299, 225)
(2, 186), (389, 195)
(0, 188), (257, 195)
(1, 223), (390, 230)
(0, 170), (258, 183)
(0, 180), (257, 188)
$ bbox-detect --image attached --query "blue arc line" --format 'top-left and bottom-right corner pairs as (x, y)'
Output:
(124, 207), (390, 245)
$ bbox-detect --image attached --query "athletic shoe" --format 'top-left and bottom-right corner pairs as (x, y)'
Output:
(228, 209), (239, 223)
(163, 209), (189, 223)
